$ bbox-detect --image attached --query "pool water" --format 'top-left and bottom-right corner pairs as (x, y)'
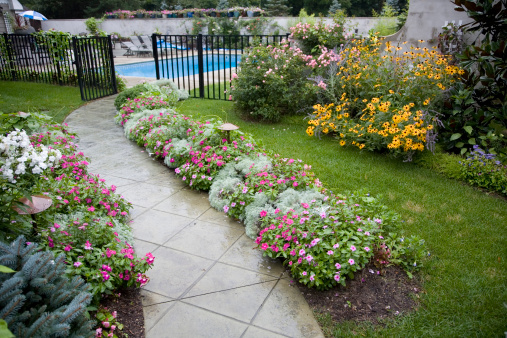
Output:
(116, 54), (241, 78)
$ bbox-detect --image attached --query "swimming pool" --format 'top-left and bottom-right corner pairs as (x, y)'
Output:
(115, 54), (242, 78)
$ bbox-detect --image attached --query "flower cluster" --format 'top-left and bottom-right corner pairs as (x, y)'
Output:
(0, 129), (62, 183)
(459, 145), (507, 195)
(307, 35), (462, 159)
(289, 21), (347, 55)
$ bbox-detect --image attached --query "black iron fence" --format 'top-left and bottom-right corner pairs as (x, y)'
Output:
(153, 33), (290, 100)
(0, 33), (116, 101)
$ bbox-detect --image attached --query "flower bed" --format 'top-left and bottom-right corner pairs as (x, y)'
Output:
(114, 84), (427, 289)
(0, 112), (156, 336)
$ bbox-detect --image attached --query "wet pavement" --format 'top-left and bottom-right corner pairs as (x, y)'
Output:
(65, 96), (324, 338)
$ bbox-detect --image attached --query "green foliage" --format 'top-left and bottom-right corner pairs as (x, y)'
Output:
(458, 145), (507, 195)
(230, 43), (318, 121)
(0, 319), (14, 338)
(264, 0), (292, 16)
(0, 236), (95, 337)
(0, 111), (53, 136)
(84, 17), (105, 36)
(441, 0), (507, 158)
(371, 4), (398, 36)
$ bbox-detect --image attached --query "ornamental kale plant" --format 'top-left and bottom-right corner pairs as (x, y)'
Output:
(459, 145), (507, 196)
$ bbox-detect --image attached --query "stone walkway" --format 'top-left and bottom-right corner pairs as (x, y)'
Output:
(65, 96), (324, 338)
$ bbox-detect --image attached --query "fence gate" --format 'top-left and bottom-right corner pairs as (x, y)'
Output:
(72, 36), (117, 101)
(152, 33), (289, 100)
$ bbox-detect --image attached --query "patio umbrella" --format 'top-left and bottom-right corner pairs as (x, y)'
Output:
(19, 10), (48, 21)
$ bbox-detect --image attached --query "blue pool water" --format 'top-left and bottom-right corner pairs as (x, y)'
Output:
(116, 54), (241, 78)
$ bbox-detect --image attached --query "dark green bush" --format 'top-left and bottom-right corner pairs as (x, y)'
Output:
(441, 0), (507, 159)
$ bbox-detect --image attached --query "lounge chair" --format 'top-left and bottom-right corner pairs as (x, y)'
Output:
(122, 41), (146, 57)
(140, 35), (153, 51)
(131, 36), (152, 56)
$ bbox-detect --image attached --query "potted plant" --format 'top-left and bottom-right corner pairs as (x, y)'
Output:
(246, 8), (254, 17)
(135, 9), (146, 18)
(161, 10), (171, 18)
(233, 7), (241, 18)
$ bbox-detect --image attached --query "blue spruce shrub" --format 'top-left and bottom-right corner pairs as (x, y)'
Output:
(0, 236), (94, 337)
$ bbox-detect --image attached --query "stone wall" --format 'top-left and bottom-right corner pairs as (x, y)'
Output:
(40, 17), (382, 37)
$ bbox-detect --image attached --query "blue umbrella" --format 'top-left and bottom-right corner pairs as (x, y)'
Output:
(19, 10), (48, 21)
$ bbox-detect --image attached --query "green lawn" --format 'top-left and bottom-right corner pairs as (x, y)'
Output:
(176, 98), (507, 337)
(0, 81), (84, 123)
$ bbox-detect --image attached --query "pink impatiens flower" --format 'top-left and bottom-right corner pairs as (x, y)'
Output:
(259, 210), (267, 217)
(87, 206), (95, 212)
(348, 259), (355, 265)
(74, 262), (82, 267)
(350, 245), (356, 252)
(84, 241), (92, 250)
(364, 247), (370, 252)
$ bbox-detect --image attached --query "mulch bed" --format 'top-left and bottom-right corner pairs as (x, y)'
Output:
(296, 262), (421, 323)
(100, 288), (146, 338)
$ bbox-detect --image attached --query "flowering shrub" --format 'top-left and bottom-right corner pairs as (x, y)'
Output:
(230, 42), (318, 121)
(459, 145), (507, 196)
(116, 88), (427, 289)
(255, 191), (426, 289)
(307, 35), (463, 159)
(289, 21), (347, 55)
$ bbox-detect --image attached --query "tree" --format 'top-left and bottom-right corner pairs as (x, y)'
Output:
(264, 0), (292, 16)
(328, 0), (341, 15)
(216, 0), (230, 10)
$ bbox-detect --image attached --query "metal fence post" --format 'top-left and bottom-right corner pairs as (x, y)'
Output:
(152, 34), (160, 80)
(107, 35), (117, 94)
(72, 37), (86, 101)
(3, 33), (16, 80)
(197, 34), (205, 98)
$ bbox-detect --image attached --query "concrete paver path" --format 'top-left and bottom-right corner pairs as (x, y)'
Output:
(65, 96), (324, 338)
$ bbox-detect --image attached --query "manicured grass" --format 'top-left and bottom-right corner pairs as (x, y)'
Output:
(176, 98), (507, 337)
(0, 81), (84, 123)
